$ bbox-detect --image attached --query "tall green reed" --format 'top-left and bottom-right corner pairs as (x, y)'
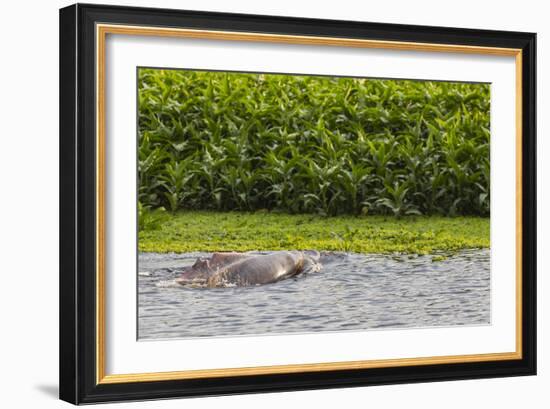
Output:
(138, 69), (490, 217)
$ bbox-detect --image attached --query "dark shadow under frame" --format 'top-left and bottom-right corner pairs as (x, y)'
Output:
(60, 3), (536, 404)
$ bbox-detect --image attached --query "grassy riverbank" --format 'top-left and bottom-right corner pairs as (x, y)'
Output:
(138, 210), (489, 255)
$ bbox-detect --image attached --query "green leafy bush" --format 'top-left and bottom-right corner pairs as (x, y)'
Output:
(138, 69), (490, 216)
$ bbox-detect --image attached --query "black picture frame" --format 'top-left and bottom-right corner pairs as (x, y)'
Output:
(60, 3), (536, 404)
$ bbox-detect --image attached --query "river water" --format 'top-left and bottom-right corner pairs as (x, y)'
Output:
(138, 249), (490, 340)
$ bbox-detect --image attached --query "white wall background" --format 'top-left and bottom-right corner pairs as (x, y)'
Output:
(0, 0), (546, 407)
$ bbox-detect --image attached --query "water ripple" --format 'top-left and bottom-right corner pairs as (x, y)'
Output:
(138, 249), (490, 340)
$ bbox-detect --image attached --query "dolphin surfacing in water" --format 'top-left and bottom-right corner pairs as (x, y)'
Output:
(175, 251), (321, 288)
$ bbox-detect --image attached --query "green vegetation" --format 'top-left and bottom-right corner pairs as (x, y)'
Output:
(139, 210), (489, 255)
(138, 69), (490, 217)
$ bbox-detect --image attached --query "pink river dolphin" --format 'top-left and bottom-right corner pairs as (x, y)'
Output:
(175, 250), (321, 288)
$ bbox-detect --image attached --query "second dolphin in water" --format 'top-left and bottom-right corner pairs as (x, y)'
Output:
(175, 250), (321, 288)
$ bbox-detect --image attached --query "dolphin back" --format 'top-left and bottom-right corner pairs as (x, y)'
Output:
(207, 251), (305, 287)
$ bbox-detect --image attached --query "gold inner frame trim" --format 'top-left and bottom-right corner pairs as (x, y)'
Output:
(100, 352), (518, 384)
(96, 23), (523, 385)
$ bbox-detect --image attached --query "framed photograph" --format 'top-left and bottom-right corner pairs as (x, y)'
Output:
(59, 3), (536, 404)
